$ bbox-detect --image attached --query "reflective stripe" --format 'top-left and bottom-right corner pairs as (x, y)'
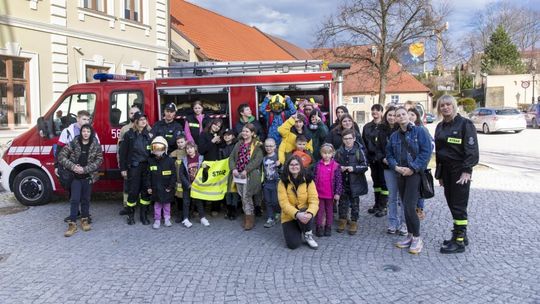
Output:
(140, 198), (151, 205)
(456, 237), (464, 242)
(165, 134), (173, 138)
(126, 201), (137, 207)
(447, 137), (462, 144)
(176, 160), (182, 165)
(380, 190), (389, 195)
(162, 170), (172, 175)
(150, 166), (158, 171)
(374, 187), (382, 192)
(146, 145), (151, 150)
(454, 219), (468, 225)
(188, 123), (199, 128)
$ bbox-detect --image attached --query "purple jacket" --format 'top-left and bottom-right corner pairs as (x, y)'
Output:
(313, 159), (343, 199)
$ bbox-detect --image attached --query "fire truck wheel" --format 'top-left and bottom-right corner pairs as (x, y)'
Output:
(13, 168), (52, 206)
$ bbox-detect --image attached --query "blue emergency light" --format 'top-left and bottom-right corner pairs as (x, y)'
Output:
(93, 73), (139, 82)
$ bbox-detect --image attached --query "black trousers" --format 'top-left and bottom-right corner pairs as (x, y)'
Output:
(282, 218), (314, 250)
(68, 178), (92, 222)
(126, 163), (151, 207)
(441, 165), (470, 232)
(397, 173), (421, 237)
(370, 161), (388, 208)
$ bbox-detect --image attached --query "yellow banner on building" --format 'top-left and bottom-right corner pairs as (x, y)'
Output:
(190, 158), (230, 201)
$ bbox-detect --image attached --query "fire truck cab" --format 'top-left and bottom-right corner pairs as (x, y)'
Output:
(0, 60), (339, 206)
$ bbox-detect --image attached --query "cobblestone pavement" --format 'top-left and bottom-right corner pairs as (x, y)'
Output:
(0, 167), (539, 304)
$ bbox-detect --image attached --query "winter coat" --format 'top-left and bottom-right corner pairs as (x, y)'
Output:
(184, 114), (210, 146)
(306, 121), (329, 161)
(147, 155), (176, 203)
(312, 159), (343, 198)
(335, 141), (369, 197)
(278, 177), (319, 223)
(376, 124), (398, 169)
(151, 119), (183, 153)
(198, 131), (223, 161)
(385, 123), (432, 173)
(259, 95), (296, 146)
(219, 142), (236, 160)
(324, 127), (365, 151)
(277, 116), (313, 164)
(228, 138), (264, 197)
(178, 155), (204, 191)
(58, 135), (103, 184)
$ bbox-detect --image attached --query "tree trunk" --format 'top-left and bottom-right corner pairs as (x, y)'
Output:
(378, 74), (387, 105)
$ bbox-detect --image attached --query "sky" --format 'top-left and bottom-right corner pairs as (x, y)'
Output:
(189, 0), (539, 49)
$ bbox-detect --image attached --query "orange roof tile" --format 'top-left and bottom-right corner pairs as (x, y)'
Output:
(311, 47), (430, 94)
(171, 1), (296, 61)
(260, 32), (313, 60)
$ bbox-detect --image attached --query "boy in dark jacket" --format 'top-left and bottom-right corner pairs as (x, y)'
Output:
(147, 136), (176, 229)
(335, 129), (369, 235)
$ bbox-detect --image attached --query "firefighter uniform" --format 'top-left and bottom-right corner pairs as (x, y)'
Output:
(151, 119), (183, 154)
(185, 114), (210, 146)
(434, 113), (479, 253)
(118, 114), (153, 225)
(362, 120), (388, 216)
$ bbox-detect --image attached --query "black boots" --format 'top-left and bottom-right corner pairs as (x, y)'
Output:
(126, 206), (135, 225)
(375, 194), (388, 217)
(368, 193), (380, 214)
(225, 205), (237, 220)
(119, 206), (130, 216)
(440, 230), (468, 254)
(140, 205), (151, 225)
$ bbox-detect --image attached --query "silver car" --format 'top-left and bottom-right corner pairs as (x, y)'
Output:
(469, 107), (526, 134)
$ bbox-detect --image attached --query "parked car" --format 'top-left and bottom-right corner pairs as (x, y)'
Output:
(524, 103), (540, 129)
(425, 112), (436, 123)
(468, 107), (526, 134)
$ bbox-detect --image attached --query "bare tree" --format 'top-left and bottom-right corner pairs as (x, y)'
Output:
(315, 0), (447, 103)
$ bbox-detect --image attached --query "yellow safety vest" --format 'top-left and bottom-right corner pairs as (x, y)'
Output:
(190, 158), (230, 201)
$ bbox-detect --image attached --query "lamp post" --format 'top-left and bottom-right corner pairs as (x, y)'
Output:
(481, 72), (487, 106)
(532, 66), (536, 104)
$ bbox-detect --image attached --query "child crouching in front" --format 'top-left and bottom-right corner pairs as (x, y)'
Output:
(313, 143), (342, 237)
(179, 141), (210, 227)
(334, 129), (369, 235)
(147, 136), (176, 229)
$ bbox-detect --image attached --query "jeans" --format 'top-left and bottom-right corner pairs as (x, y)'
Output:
(69, 178), (91, 222)
(282, 217), (314, 250)
(225, 192), (239, 207)
(384, 169), (406, 230)
(263, 183), (279, 219)
(417, 198), (425, 209)
(154, 202), (171, 221)
(183, 191), (205, 220)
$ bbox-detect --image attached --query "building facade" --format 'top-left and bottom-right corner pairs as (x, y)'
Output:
(0, 0), (169, 130)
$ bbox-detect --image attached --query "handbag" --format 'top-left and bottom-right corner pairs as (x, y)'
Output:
(399, 130), (434, 199)
(57, 165), (74, 190)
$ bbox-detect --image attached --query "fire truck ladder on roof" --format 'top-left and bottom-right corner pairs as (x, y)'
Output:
(154, 60), (325, 78)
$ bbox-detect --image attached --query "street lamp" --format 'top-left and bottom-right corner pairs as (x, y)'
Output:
(532, 66), (536, 104)
(481, 72), (487, 106)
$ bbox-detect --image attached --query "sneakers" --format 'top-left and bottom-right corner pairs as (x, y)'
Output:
(182, 219), (193, 228)
(153, 220), (161, 229)
(409, 236), (424, 254)
(387, 227), (397, 234)
(304, 231), (318, 250)
(200, 217), (210, 227)
(274, 213), (280, 222)
(395, 234), (413, 248)
(416, 208), (425, 220)
(398, 225), (408, 236)
(264, 218), (275, 228)
(80, 217), (91, 232)
(374, 208), (387, 217)
(164, 218), (172, 227)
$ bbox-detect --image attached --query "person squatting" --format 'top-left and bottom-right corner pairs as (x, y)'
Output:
(61, 96), (478, 254)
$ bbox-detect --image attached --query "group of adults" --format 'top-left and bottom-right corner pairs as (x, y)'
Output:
(56, 93), (478, 254)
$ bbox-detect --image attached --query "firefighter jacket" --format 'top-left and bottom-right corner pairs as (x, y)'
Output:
(385, 123), (432, 173)
(434, 114), (479, 174)
(147, 154), (176, 203)
(278, 116), (313, 164)
(335, 141), (369, 197)
(151, 119), (183, 153)
(362, 120), (384, 163)
(184, 114), (210, 146)
(118, 128), (152, 171)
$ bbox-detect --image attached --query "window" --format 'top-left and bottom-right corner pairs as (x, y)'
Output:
(391, 95), (399, 103)
(110, 91), (144, 127)
(124, 0), (142, 22)
(354, 111), (366, 125)
(51, 93), (97, 136)
(0, 56), (31, 129)
(352, 96), (365, 104)
(83, 0), (107, 13)
(126, 69), (145, 80)
(86, 65), (110, 83)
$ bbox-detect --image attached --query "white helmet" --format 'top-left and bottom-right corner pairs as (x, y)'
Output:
(151, 136), (168, 155)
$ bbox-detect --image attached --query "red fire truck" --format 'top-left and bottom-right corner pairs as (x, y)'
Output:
(0, 60), (346, 206)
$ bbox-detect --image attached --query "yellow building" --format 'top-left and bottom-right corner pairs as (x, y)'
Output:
(0, 0), (169, 130)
